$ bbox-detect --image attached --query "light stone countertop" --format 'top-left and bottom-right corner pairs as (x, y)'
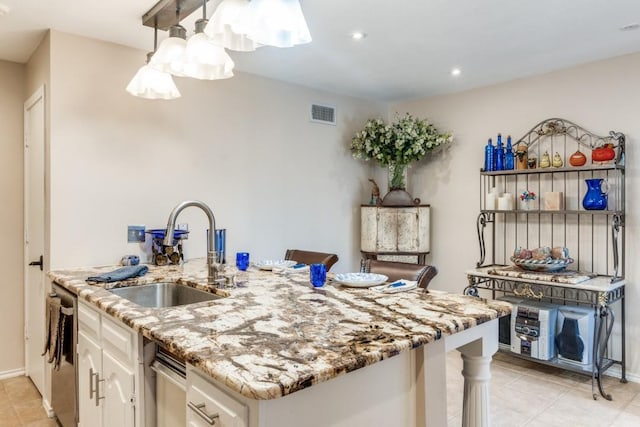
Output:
(49, 259), (511, 400)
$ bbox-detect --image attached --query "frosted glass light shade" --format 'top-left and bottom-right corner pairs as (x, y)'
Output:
(150, 25), (188, 76)
(126, 64), (181, 100)
(182, 33), (235, 80)
(204, 0), (260, 52)
(234, 0), (312, 48)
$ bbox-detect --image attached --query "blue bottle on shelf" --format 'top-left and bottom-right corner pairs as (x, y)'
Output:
(495, 133), (505, 171)
(484, 138), (494, 171)
(505, 135), (514, 170)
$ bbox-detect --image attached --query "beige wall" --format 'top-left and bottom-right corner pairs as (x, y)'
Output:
(47, 31), (386, 271)
(0, 59), (26, 373)
(393, 51), (640, 379)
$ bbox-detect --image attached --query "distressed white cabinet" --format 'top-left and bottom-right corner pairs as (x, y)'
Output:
(360, 205), (430, 263)
(78, 301), (144, 427)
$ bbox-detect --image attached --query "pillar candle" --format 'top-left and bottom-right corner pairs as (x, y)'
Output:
(486, 193), (497, 210)
(498, 193), (513, 210)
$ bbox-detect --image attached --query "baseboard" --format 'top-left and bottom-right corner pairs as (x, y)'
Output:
(0, 367), (26, 380)
(43, 398), (55, 418)
(603, 365), (640, 384)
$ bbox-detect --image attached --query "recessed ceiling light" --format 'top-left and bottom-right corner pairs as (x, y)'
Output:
(0, 3), (10, 17)
(619, 23), (640, 31)
(451, 68), (461, 77)
(351, 32), (367, 40)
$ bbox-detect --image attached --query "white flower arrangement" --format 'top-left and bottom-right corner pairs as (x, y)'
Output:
(350, 113), (452, 167)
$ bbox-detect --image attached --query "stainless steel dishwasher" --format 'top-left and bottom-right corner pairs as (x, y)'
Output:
(50, 283), (78, 427)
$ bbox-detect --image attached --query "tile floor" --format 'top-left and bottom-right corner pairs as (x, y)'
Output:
(447, 352), (640, 427)
(0, 376), (56, 427)
(1, 352), (640, 427)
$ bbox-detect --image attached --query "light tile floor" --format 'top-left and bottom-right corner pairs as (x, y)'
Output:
(0, 376), (56, 427)
(2, 353), (640, 427)
(447, 351), (640, 427)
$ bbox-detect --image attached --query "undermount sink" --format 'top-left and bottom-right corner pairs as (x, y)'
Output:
(108, 282), (222, 308)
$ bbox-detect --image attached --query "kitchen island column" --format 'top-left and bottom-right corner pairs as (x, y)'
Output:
(421, 318), (498, 427)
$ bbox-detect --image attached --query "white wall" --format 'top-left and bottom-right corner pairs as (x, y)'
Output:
(392, 52), (640, 379)
(0, 59), (25, 373)
(47, 31), (386, 272)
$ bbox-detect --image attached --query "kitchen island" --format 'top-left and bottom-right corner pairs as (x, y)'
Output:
(49, 259), (511, 427)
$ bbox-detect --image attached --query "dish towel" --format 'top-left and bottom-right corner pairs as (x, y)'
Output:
(87, 265), (149, 283)
(42, 295), (63, 370)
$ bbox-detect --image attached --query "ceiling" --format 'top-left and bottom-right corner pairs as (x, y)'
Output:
(1, 0), (640, 102)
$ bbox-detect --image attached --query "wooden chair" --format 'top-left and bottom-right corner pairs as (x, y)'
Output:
(360, 259), (437, 290)
(284, 249), (339, 271)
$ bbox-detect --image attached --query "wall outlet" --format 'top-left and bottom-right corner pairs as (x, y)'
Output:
(177, 223), (188, 239)
(127, 225), (146, 243)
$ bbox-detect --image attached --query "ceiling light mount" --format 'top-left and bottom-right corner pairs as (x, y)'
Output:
(142, 0), (210, 31)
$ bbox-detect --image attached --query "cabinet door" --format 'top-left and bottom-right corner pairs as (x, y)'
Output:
(78, 331), (102, 427)
(102, 350), (136, 427)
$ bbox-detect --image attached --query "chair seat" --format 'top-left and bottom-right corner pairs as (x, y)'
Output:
(360, 259), (437, 290)
(285, 249), (339, 271)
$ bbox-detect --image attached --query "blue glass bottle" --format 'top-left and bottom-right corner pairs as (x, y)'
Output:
(495, 133), (504, 171)
(484, 138), (494, 171)
(505, 135), (514, 170)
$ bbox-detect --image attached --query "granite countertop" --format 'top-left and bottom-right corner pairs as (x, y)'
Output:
(49, 259), (511, 400)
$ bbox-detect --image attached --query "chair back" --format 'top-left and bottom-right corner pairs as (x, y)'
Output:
(285, 249), (339, 271)
(360, 259), (437, 290)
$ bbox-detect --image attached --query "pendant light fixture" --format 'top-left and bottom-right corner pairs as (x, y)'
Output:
(204, 0), (260, 52)
(129, 0), (312, 99)
(126, 23), (181, 100)
(182, 0), (235, 79)
(233, 0), (312, 48)
(150, 7), (188, 76)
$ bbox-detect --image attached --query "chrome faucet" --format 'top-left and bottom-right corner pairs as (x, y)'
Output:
(164, 200), (218, 286)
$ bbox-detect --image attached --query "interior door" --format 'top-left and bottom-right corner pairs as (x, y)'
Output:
(24, 85), (46, 395)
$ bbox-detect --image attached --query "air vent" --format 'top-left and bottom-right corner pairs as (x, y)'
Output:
(310, 104), (336, 125)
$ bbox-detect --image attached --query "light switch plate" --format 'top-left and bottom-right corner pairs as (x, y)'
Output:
(128, 225), (146, 243)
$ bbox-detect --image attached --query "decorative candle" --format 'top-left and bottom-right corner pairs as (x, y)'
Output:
(498, 193), (514, 210)
(486, 192), (497, 210)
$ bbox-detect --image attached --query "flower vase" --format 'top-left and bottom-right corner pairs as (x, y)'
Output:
(382, 163), (417, 206)
(388, 163), (408, 191)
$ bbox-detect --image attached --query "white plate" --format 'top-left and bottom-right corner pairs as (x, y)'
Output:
(255, 260), (297, 271)
(334, 272), (389, 288)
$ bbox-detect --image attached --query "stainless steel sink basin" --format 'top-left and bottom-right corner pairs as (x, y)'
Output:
(108, 282), (222, 308)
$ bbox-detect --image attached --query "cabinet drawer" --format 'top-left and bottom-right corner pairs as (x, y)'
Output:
(101, 315), (135, 366)
(187, 368), (247, 427)
(78, 300), (101, 341)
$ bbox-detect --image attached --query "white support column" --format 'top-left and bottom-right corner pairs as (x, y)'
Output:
(454, 320), (499, 427)
(417, 319), (499, 427)
(460, 353), (492, 427)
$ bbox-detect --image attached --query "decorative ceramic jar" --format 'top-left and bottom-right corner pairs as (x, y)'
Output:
(569, 150), (587, 166)
(592, 144), (615, 163)
(582, 178), (607, 210)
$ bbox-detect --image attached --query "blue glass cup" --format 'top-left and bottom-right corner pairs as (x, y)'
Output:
(236, 252), (250, 271)
(310, 263), (327, 287)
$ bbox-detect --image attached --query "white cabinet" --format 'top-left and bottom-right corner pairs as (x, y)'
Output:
(360, 205), (430, 263)
(78, 300), (143, 427)
(186, 365), (248, 427)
